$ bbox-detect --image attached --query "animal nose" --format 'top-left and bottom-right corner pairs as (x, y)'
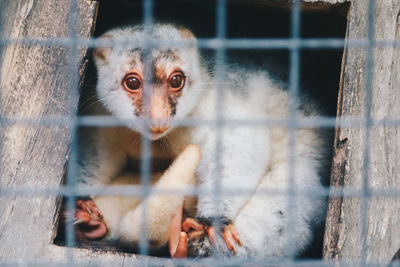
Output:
(149, 118), (169, 134)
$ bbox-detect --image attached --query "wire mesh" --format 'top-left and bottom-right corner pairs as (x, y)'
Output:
(285, 0), (301, 262)
(0, 0), (399, 266)
(138, 0), (155, 256)
(359, 0), (375, 264)
(64, 2), (79, 264)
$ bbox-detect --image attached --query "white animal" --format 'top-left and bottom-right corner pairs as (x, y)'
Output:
(76, 24), (328, 258)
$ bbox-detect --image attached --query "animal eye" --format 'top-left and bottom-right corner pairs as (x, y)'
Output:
(123, 74), (142, 91)
(169, 72), (185, 90)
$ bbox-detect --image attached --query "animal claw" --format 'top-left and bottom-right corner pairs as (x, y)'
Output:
(72, 219), (83, 225)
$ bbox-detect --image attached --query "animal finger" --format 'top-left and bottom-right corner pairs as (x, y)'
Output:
(206, 226), (217, 245)
(226, 224), (242, 247)
(222, 230), (237, 255)
(172, 232), (188, 258)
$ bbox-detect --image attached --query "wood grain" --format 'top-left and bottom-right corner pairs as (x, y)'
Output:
(323, 0), (400, 263)
(0, 0), (98, 261)
(194, 0), (349, 12)
(251, 0), (349, 11)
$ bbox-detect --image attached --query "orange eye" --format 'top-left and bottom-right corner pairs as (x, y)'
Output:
(169, 72), (185, 91)
(123, 73), (142, 92)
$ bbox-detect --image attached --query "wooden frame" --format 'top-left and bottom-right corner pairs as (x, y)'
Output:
(0, 0), (398, 264)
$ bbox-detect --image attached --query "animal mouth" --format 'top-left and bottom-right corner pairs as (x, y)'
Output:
(150, 125), (169, 134)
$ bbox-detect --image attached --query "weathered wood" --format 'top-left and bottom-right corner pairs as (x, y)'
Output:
(0, 0), (98, 261)
(392, 248), (400, 261)
(247, 0), (349, 11)
(323, 0), (400, 264)
(192, 0), (349, 12)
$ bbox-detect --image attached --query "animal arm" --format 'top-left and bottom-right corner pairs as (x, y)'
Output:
(116, 144), (201, 246)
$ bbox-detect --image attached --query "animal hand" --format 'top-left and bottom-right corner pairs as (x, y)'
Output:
(62, 198), (108, 240)
(182, 217), (242, 256)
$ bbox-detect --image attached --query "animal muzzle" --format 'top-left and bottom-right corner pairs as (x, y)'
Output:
(148, 102), (171, 134)
(144, 88), (173, 135)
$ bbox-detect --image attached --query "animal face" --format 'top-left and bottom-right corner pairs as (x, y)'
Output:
(93, 25), (204, 140)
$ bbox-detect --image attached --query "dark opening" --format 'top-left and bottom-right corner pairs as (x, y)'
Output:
(54, 0), (349, 259)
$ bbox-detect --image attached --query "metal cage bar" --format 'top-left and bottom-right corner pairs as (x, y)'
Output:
(65, 0), (80, 264)
(285, 0), (302, 263)
(138, 0), (155, 256)
(360, 0), (375, 264)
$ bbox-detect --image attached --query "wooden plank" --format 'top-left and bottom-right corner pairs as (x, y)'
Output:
(0, 0), (98, 261)
(254, 0), (349, 10)
(323, 0), (400, 263)
(194, 0), (350, 12)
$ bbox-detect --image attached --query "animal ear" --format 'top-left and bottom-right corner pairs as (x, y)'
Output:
(92, 33), (112, 64)
(178, 27), (195, 40)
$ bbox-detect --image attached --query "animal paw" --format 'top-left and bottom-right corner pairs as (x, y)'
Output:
(182, 218), (212, 257)
(62, 198), (108, 240)
(183, 217), (242, 256)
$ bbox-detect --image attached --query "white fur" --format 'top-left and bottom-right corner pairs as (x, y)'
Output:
(79, 24), (327, 257)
